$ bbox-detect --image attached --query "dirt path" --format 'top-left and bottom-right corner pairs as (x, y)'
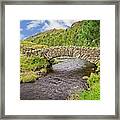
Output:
(20, 59), (95, 100)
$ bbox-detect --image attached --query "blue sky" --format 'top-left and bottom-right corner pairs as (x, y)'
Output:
(20, 20), (77, 40)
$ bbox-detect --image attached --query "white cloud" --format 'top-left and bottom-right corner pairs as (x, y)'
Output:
(21, 20), (80, 39)
(26, 20), (79, 31)
(41, 20), (78, 31)
(62, 20), (78, 26)
(26, 20), (44, 30)
(43, 20), (66, 31)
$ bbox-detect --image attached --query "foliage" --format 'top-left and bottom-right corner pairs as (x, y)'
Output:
(20, 41), (48, 53)
(80, 61), (100, 100)
(69, 82), (100, 100)
(21, 20), (100, 48)
(20, 54), (50, 83)
(40, 68), (47, 73)
(69, 61), (100, 100)
(78, 20), (100, 47)
(79, 82), (100, 100)
(87, 73), (100, 87)
(20, 55), (48, 72)
(96, 61), (100, 73)
(20, 71), (38, 83)
(20, 41), (36, 47)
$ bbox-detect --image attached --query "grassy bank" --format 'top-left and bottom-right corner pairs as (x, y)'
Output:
(20, 53), (58, 83)
(69, 61), (100, 100)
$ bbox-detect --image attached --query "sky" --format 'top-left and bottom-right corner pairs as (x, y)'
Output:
(20, 20), (78, 40)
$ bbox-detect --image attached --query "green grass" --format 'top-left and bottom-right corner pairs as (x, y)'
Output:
(20, 54), (49, 83)
(87, 73), (100, 88)
(69, 61), (100, 100)
(20, 40), (48, 48)
(20, 55), (48, 72)
(20, 71), (38, 83)
(79, 75), (100, 100)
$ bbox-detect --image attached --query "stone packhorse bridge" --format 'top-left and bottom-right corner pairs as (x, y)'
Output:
(22, 46), (100, 63)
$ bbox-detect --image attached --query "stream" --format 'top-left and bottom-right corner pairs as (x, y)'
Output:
(20, 58), (96, 100)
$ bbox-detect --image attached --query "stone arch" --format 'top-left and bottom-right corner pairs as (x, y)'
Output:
(40, 47), (100, 63)
(23, 46), (100, 63)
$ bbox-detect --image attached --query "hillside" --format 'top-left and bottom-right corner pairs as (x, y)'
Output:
(21, 20), (100, 48)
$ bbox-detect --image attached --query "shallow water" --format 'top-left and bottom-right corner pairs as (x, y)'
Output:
(20, 58), (96, 100)
(53, 58), (85, 72)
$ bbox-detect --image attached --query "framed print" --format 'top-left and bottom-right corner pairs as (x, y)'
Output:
(0, 0), (119, 119)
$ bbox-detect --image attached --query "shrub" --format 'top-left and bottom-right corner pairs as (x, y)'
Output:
(87, 73), (100, 87)
(20, 71), (38, 83)
(20, 55), (48, 72)
(20, 54), (49, 83)
(79, 81), (100, 100)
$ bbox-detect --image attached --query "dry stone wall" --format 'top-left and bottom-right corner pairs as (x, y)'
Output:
(21, 46), (100, 63)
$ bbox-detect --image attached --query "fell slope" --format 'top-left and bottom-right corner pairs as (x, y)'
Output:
(21, 20), (100, 47)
